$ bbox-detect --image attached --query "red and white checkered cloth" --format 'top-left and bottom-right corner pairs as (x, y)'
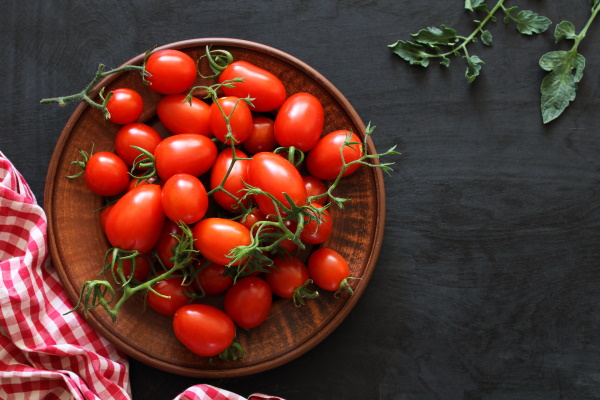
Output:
(0, 151), (283, 400)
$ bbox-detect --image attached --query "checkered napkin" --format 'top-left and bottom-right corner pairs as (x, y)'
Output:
(0, 151), (283, 400)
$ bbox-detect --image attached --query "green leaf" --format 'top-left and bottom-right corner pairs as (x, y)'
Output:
(539, 50), (586, 123)
(388, 40), (431, 67)
(513, 10), (552, 35)
(411, 25), (458, 46)
(440, 56), (451, 67)
(554, 21), (577, 42)
(464, 55), (484, 83)
(481, 30), (493, 46)
(465, 0), (486, 12)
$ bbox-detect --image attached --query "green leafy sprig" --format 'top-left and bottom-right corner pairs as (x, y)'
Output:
(539, 0), (600, 123)
(388, 0), (551, 83)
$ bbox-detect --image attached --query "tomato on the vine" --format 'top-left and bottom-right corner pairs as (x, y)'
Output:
(83, 151), (129, 197)
(300, 203), (333, 245)
(306, 130), (363, 181)
(307, 248), (352, 292)
(104, 184), (165, 254)
(192, 218), (252, 266)
(154, 220), (182, 269)
(145, 49), (197, 95)
(157, 94), (211, 136)
(243, 116), (277, 154)
(193, 261), (234, 295)
(99, 204), (114, 234)
(109, 253), (151, 282)
(246, 152), (307, 216)
(303, 175), (328, 206)
(224, 276), (272, 329)
(105, 88), (144, 125)
(173, 304), (235, 357)
(209, 96), (253, 144)
(161, 173), (208, 224)
(115, 123), (162, 167)
(154, 133), (217, 180)
(265, 256), (310, 299)
(146, 277), (194, 316)
(210, 148), (250, 212)
(274, 92), (324, 152)
(219, 61), (286, 112)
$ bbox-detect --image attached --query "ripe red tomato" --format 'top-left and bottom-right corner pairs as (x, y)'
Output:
(307, 248), (351, 292)
(224, 276), (272, 329)
(115, 123), (162, 167)
(161, 173), (208, 224)
(265, 256), (310, 299)
(243, 116), (277, 154)
(105, 88), (144, 125)
(302, 175), (328, 206)
(209, 96), (253, 144)
(306, 130), (363, 180)
(146, 277), (193, 316)
(246, 152), (307, 216)
(173, 304), (235, 357)
(239, 208), (267, 231)
(274, 93), (324, 152)
(192, 218), (252, 266)
(219, 61), (286, 112)
(210, 148), (250, 212)
(145, 49), (197, 95)
(104, 184), (165, 254)
(109, 253), (151, 282)
(99, 204), (114, 233)
(157, 94), (211, 136)
(154, 220), (182, 269)
(154, 133), (217, 180)
(300, 203), (333, 245)
(83, 151), (129, 196)
(193, 261), (233, 295)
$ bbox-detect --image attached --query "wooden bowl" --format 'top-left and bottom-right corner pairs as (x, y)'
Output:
(45, 38), (386, 378)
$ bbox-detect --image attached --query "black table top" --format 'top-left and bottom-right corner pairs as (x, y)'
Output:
(4, 1), (600, 399)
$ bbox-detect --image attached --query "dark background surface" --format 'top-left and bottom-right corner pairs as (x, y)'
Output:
(3, 1), (600, 399)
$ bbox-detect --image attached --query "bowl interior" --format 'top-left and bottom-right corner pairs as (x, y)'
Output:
(45, 38), (385, 377)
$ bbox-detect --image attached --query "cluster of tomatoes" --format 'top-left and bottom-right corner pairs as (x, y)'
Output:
(74, 48), (366, 359)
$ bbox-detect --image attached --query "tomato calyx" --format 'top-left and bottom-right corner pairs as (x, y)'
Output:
(273, 146), (305, 168)
(292, 279), (319, 307)
(198, 45), (234, 79)
(216, 336), (245, 362)
(102, 247), (141, 287)
(334, 277), (360, 298)
(67, 145), (98, 179)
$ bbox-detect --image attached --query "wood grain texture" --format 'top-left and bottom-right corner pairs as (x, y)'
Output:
(3, 0), (600, 399)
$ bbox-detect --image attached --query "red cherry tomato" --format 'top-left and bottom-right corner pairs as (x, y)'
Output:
(243, 116), (277, 154)
(239, 208), (267, 231)
(209, 96), (253, 144)
(173, 304), (235, 357)
(154, 133), (217, 180)
(157, 94), (211, 136)
(224, 276), (272, 329)
(307, 248), (351, 292)
(161, 173), (208, 224)
(83, 152), (129, 196)
(300, 203), (333, 245)
(145, 49), (197, 95)
(210, 148), (250, 212)
(154, 220), (182, 269)
(104, 185), (165, 253)
(246, 152), (307, 216)
(302, 175), (328, 206)
(192, 218), (252, 266)
(193, 261), (233, 295)
(274, 92), (324, 152)
(105, 88), (144, 125)
(219, 61), (286, 112)
(265, 256), (310, 299)
(146, 277), (193, 316)
(306, 130), (363, 180)
(115, 123), (162, 167)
